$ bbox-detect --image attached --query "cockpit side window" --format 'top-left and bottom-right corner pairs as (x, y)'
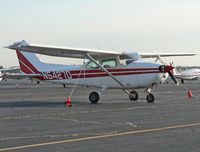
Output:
(101, 58), (117, 68)
(86, 61), (99, 69)
(85, 58), (118, 69)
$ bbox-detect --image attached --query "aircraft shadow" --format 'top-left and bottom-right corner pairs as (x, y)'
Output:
(0, 101), (66, 108)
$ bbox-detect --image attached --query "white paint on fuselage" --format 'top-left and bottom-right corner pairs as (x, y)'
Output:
(43, 60), (166, 89)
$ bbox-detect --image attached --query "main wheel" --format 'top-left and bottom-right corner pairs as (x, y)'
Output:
(129, 90), (139, 101)
(146, 93), (155, 103)
(89, 92), (99, 104)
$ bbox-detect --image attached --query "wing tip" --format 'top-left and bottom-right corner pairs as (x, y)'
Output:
(4, 40), (29, 49)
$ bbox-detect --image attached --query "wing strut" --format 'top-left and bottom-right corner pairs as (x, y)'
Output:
(86, 54), (131, 95)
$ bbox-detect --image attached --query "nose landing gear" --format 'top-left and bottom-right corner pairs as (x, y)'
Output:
(146, 93), (155, 103)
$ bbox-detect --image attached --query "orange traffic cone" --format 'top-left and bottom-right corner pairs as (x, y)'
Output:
(187, 90), (193, 98)
(66, 98), (72, 107)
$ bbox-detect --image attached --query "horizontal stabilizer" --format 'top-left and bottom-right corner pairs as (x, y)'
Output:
(0, 73), (41, 80)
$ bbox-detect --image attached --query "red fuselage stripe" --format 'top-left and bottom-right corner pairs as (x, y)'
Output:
(70, 68), (158, 74)
(71, 71), (161, 79)
(35, 69), (162, 80)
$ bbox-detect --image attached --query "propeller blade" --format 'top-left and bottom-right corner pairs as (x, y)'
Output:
(168, 70), (178, 85)
(162, 64), (179, 85)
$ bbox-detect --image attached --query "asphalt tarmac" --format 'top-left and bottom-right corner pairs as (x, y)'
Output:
(0, 80), (200, 152)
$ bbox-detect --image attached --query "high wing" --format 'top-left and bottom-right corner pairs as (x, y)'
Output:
(140, 53), (197, 58)
(5, 40), (123, 59)
(5, 40), (196, 60)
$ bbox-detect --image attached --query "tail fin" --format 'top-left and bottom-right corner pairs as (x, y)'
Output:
(16, 50), (69, 74)
(16, 50), (44, 74)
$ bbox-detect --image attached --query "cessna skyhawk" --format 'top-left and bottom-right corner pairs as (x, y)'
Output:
(3, 40), (196, 103)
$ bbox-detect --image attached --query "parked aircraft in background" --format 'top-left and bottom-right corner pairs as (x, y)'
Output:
(0, 66), (19, 73)
(2, 40), (196, 103)
(0, 66), (20, 81)
(175, 68), (200, 84)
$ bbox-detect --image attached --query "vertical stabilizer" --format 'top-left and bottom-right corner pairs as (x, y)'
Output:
(16, 50), (71, 74)
(16, 50), (43, 74)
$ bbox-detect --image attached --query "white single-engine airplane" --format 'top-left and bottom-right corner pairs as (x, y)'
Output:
(3, 40), (196, 103)
(175, 68), (200, 84)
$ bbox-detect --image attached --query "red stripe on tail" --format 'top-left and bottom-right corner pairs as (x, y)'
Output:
(16, 50), (40, 74)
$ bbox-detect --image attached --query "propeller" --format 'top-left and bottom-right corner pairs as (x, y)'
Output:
(155, 52), (179, 85)
(165, 65), (179, 85)
(157, 54), (193, 98)
(159, 64), (179, 85)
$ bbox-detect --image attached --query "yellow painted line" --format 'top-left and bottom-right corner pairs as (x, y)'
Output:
(1, 122), (200, 151)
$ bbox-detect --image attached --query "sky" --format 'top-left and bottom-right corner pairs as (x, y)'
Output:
(0, 0), (200, 67)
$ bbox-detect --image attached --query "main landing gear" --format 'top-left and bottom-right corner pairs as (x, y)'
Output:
(146, 93), (155, 103)
(89, 92), (99, 104)
(129, 90), (139, 101)
(89, 87), (107, 104)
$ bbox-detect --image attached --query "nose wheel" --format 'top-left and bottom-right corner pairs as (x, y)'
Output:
(146, 93), (155, 103)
